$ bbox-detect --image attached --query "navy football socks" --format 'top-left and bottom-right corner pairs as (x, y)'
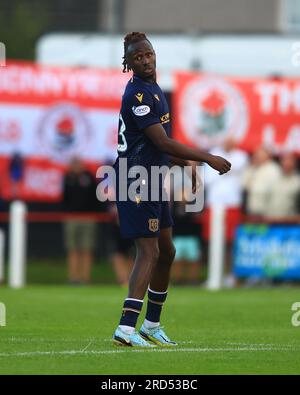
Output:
(145, 288), (168, 324)
(119, 298), (143, 329)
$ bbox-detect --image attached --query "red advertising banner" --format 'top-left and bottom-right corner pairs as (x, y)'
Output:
(0, 61), (128, 201)
(173, 72), (300, 153)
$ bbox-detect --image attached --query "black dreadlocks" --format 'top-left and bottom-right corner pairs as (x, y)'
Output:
(122, 32), (150, 73)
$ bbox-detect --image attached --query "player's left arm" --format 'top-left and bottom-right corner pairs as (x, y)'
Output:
(169, 156), (200, 193)
(169, 156), (190, 167)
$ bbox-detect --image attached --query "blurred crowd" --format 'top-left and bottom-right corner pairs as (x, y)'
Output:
(100, 140), (300, 287)
(202, 139), (300, 287)
(1, 143), (300, 287)
(206, 139), (300, 219)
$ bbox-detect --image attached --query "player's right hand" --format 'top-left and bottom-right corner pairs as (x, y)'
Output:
(207, 155), (231, 175)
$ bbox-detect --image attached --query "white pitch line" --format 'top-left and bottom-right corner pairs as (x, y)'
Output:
(1, 337), (97, 343)
(225, 342), (299, 348)
(0, 346), (297, 358)
(3, 338), (298, 349)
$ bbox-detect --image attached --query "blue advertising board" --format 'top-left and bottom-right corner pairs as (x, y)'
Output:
(234, 224), (300, 279)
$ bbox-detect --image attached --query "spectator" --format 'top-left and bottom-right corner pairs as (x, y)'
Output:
(111, 230), (134, 287)
(171, 189), (202, 285)
(9, 152), (24, 199)
(242, 146), (280, 216)
(109, 203), (134, 287)
(97, 161), (134, 286)
(203, 137), (249, 287)
(62, 157), (99, 285)
(205, 137), (249, 207)
(266, 152), (300, 218)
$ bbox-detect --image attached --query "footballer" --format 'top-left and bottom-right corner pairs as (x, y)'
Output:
(113, 32), (231, 347)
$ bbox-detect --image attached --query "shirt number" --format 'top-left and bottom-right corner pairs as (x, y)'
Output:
(117, 114), (127, 152)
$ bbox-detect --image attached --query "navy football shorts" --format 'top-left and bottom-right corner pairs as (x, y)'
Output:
(116, 199), (173, 239)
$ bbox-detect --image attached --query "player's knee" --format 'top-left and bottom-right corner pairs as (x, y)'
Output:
(150, 244), (160, 263)
(160, 244), (176, 264)
(137, 242), (160, 264)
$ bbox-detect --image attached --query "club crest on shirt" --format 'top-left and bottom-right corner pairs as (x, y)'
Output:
(154, 94), (160, 101)
(135, 93), (144, 103)
(148, 219), (159, 232)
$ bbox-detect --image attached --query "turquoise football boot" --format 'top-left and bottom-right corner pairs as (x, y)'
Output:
(139, 324), (177, 347)
(113, 327), (156, 347)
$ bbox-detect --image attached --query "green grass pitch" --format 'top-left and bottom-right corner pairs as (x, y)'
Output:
(0, 285), (300, 374)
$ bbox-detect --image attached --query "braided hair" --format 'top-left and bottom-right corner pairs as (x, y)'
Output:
(122, 32), (150, 73)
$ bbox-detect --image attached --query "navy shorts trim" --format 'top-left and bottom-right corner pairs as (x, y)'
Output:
(116, 200), (173, 239)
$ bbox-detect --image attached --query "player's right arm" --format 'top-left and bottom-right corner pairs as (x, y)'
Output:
(144, 123), (231, 175)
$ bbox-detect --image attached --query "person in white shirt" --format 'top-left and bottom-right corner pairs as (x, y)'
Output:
(204, 137), (249, 287)
(205, 138), (249, 208)
(266, 152), (300, 218)
(242, 147), (281, 216)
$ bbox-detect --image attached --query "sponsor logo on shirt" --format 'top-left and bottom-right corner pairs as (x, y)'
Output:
(132, 105), (150, 116)
(160, 112), (170, 124)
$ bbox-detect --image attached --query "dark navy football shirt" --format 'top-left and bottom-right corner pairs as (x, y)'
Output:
(114, 75), (170, 171)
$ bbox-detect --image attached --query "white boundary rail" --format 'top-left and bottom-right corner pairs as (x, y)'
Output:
(207, 205), (225, 290)
(8, 201), (27, 288)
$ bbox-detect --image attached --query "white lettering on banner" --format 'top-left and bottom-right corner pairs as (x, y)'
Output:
(0, 104), (118, 162)
(262, 124), (300, 153)
(0, 63), (123, 201)
(283, 126), (300, 151)
(279, 85), (300, 113)
(254, 83), (277, 113)
(0, 119), (22, 142)
(254, 82), (300, 114)
(0, 65), (127, 100)
(236, 237), (300, 269)
(24, 167), (63, 197)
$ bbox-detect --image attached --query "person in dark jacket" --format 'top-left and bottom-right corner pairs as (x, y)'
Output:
(62, 157), (98, 284)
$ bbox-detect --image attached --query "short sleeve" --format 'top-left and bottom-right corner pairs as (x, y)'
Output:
(127, 89), (160, 131)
